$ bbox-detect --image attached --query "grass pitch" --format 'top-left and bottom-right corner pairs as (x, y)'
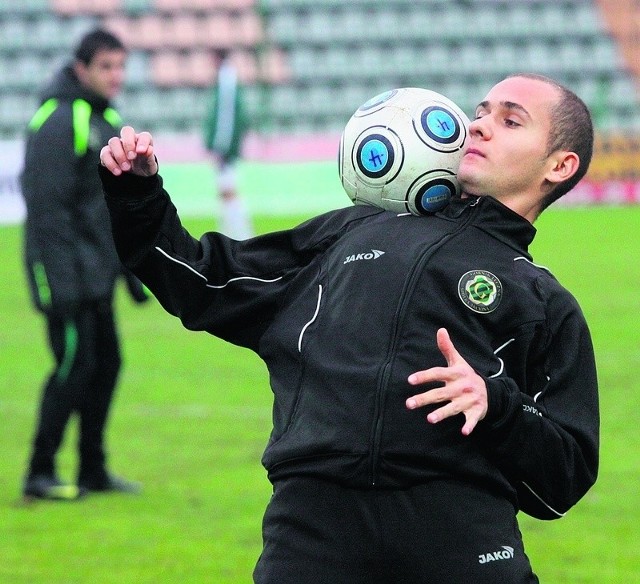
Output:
(1, 185), (639, 582)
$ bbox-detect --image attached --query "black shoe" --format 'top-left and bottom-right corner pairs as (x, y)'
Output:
(23, 474), (86, 501)
(79, 473), (142, 494)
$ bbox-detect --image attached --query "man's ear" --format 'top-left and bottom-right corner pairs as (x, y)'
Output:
(546, 151), (580, 185)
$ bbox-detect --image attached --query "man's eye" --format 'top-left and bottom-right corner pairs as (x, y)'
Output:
(505, 119), (520, 127)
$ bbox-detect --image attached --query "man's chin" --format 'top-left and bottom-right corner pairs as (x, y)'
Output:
(457, 175), (483, 198)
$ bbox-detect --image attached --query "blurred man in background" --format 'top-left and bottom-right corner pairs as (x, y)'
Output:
(21, 28), (149, 501)
(202, 48), (253, 240)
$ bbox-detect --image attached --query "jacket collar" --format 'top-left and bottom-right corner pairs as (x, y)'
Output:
(442, 195), (537, 253)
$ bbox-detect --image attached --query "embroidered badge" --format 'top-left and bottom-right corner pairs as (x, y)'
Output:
(458, 270), (503, 313)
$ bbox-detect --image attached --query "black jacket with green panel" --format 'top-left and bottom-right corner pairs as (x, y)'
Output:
(21, 64), (144, 314)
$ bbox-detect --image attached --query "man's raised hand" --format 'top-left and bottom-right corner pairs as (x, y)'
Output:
(100, 126), (157, 177)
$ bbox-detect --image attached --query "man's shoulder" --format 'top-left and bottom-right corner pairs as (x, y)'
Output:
(513, 256), (583, 312)
(301, 204), (389, 230)
(286, 204), (388, 250)
(29, 98), (74, 134)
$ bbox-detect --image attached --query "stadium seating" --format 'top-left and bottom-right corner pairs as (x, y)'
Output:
(0, 0), (639, 141)
(261, 0), (640, 133)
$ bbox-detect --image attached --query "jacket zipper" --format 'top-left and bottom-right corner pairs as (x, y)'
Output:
(368, 205), (478, 486)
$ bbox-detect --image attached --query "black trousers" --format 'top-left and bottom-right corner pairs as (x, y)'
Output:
(27, 301), (121, 482)
(254, 476), (539, 584)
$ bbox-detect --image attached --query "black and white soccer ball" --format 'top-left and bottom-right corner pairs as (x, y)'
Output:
(339, 87), (470, 215)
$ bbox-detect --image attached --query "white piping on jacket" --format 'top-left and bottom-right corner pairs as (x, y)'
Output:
(489, 338), (515, 378)
(520, 481), (566, 518)
(514, 256), (551, 272)
(155, 246), (283, 288)
(490, 331), (561, 517)
(298, 284), (322, 352)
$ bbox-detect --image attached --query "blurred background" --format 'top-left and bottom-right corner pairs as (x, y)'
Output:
(2, 0), (640, 222)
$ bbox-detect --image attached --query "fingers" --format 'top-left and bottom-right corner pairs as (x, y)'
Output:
(406, 382), (485, 436)
(132, 130), (154, 156)
(118, 125), (137, 159)
(100, 141), (125, 175)
(405, 327), (488, 434)
(460, 417), (479, 437)
(407, 366), (448, 387)
(405, 379), (460, 411)
(407, 328), (460, 386)
(436, 327), (462, 367)
(99, 126), (156, 176)
(420, 385), (484, 432)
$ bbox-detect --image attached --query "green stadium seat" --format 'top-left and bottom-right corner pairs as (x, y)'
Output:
(0, 0), (637, 140)
(0, 0), (50, 14)
(0, 17), (29, 50)
(124, 50), (152, 87)
(0, 92), (39, 131)
(122, 0), (153, 15)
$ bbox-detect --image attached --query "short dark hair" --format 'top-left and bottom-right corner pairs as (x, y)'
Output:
(507, 73), (594, 211)
(74, 28), (126, 65)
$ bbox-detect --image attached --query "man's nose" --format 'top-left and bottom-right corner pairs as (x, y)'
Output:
(469, 117), (490, 139)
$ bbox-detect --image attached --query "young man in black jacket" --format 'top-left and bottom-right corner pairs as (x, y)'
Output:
(21, 29), (148, 501)
(98, 74), (599, 582)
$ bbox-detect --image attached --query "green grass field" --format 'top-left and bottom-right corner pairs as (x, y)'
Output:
(1, 169), (639, 582)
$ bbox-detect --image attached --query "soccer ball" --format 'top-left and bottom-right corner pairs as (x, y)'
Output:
(339, 87), (470, 215)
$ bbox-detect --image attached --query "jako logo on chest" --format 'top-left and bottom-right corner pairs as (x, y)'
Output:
(343, 249), (385, 264)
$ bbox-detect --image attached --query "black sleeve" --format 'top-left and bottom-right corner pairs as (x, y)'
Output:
(477, 287), (599, 520)
(100, 167), (377, 349)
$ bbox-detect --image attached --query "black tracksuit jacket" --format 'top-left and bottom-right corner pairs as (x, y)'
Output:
(101, 168), (599, 521)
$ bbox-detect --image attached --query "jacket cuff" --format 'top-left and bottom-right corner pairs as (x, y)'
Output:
(98, 164), (161, 200)
(482, 376), (522, 431)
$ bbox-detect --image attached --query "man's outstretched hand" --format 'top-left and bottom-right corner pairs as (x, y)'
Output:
(405, 328), (488, 436)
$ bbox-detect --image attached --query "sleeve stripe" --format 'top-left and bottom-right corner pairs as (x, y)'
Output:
(520, 481), (566, 518)
(298, 284), (322, 353)
(154, 246), (283, 288)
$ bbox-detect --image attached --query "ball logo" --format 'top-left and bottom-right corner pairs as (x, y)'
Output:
(421, 106), (460, 144)
(358, 89), (398, 112)
(458, 270), (503, 313)
(417, 181), (454, 213)
(357, 134), (395, 178)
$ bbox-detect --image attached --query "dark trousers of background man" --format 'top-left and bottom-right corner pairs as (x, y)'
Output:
(27, 300), (121, 484)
